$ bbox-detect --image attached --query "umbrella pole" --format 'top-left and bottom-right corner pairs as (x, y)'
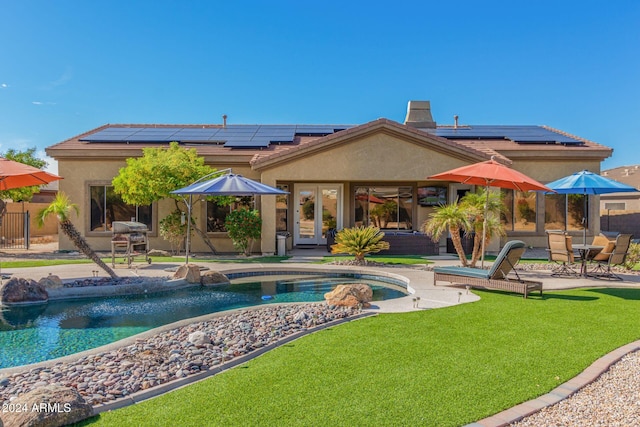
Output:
(185, 195), (192, 264)
(481, 187), (489, 268)
(583, 192), (587, 245)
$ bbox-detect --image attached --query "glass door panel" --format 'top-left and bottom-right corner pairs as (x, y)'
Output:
(296, 187), (316, 244)
(294, 184), (342, 245)
(321, 187), (338, 239)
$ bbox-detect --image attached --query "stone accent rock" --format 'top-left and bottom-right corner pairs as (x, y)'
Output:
(324, 284), (373, 308)
(172, 264), (201, 283)
(1, 385), (92, 427)
(188, 331), (211, 347)
(200, 271), (230, 286)
(0, 278), (48, 305)
(38, 275), (64, 290)
(147, 249), (172, 257)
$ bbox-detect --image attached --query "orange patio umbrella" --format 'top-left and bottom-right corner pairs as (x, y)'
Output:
(0, 157), (62, 191)
(428, 156), (552, 267)
(0, 157), (62, 283)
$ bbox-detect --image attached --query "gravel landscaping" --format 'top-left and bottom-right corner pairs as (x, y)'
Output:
(0, 303), (361, 408)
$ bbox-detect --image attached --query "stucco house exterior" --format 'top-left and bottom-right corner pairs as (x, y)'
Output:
(45, 100), (613, 255)
(599, 166), (640, 237)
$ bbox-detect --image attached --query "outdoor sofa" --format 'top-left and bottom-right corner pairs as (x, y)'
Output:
(433, 240), (543, 298)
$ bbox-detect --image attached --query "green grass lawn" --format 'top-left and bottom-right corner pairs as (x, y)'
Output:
(1, 255), (428, 268)
(320, 255), (432, 265)
(0, 255), (290, 269)
(77, 287), (640, 427)
(143, 255), (290, 264)
(0, 259), (98, 268)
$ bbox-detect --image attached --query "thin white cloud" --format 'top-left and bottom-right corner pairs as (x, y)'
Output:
(1, 83), (7, 88)
(49, 66), (73, 88)
(32, 101), (57, 106)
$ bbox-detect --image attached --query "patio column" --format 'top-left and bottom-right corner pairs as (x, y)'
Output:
(260, 175), (277, 255)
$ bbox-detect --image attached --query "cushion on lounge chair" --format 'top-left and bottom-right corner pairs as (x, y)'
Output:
(433, 240), (526, 280)
(432, 266), (491, 279)
(433, 240), (542, 298)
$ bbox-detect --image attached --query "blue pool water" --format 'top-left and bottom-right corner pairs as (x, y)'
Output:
(0, 273), (406, 369)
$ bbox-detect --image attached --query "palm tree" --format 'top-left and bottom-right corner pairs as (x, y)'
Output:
(460, 189), (506, 267)
(38, 192), (118, 279)
(422, 201), (472, 266)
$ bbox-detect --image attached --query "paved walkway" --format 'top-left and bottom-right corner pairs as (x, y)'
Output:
(2, 246), (640, 426)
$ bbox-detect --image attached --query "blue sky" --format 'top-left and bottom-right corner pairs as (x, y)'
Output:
(1, 1), (638, 174)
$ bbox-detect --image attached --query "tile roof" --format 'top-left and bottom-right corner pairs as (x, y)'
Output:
(602, 166), (640, 190)
(250, 118), (500, 168)
(46, 118), (612, 167)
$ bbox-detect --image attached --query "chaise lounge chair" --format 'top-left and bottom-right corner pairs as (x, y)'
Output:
(433, 240), (543, 298)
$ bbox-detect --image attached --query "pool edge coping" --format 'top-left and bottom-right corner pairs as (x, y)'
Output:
(0, 265), (410, 375)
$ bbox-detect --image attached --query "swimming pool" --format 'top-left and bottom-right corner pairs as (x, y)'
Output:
(0, 273), (407, 369)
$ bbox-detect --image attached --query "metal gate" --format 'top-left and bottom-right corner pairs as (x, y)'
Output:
(0, 212), (30, 249)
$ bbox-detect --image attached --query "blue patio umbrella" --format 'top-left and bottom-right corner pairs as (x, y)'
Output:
(546, 170), (638, 244)
(173, 173), (289, 197)
(171, 171), (288, 263)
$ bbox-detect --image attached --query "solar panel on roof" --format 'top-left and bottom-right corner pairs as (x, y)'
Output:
(80, 128), (146, 142)
(224, 140), (271, 148)
(432, 125), (583, 145)
(79, 124), (355, 146)
(295, 125), (336, 134)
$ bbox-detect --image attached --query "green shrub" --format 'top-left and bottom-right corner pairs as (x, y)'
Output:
(331, 225), (390, 262)
(624, 242), (640, 270)
(159, 210), (189, 255)
(225, 209), (262, 255)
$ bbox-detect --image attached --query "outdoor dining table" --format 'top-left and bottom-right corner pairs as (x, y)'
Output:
(572, 244), (604, 277)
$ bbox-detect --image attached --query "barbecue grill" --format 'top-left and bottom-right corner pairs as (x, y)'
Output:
(111, 221), (151, 267)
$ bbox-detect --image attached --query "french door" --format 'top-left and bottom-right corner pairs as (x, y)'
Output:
(294, 184), (342, 245)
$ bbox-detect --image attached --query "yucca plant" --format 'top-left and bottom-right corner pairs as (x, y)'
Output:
(331, 225), (390, 262)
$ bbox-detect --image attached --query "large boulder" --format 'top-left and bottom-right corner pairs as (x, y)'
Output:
(0, 278), (48, 305)
(38, 275), (64, 290)
(188, 331), (211, 347)
(324, 284), (373, 308)
(147, 249), (172, 257)
(172, 264), (201, 283)
(200, 271), (230, 286)
(1, 385), (92, 427)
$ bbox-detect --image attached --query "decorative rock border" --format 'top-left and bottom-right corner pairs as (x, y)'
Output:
(0, 303), (370, 418)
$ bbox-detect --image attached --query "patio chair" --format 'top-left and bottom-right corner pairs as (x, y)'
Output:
(433, 240), (543, 298)
(589, 234), (633, 280)
(546, 230), (578, 277)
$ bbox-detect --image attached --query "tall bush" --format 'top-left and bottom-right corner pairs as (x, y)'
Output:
(225, 209), (262, 255)
(159, 210), (189, 255)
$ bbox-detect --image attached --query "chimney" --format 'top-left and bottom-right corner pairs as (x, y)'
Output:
(404, 101), (436, 129)
(454, 115), (459, 129)
(222, 114), (227, 128)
